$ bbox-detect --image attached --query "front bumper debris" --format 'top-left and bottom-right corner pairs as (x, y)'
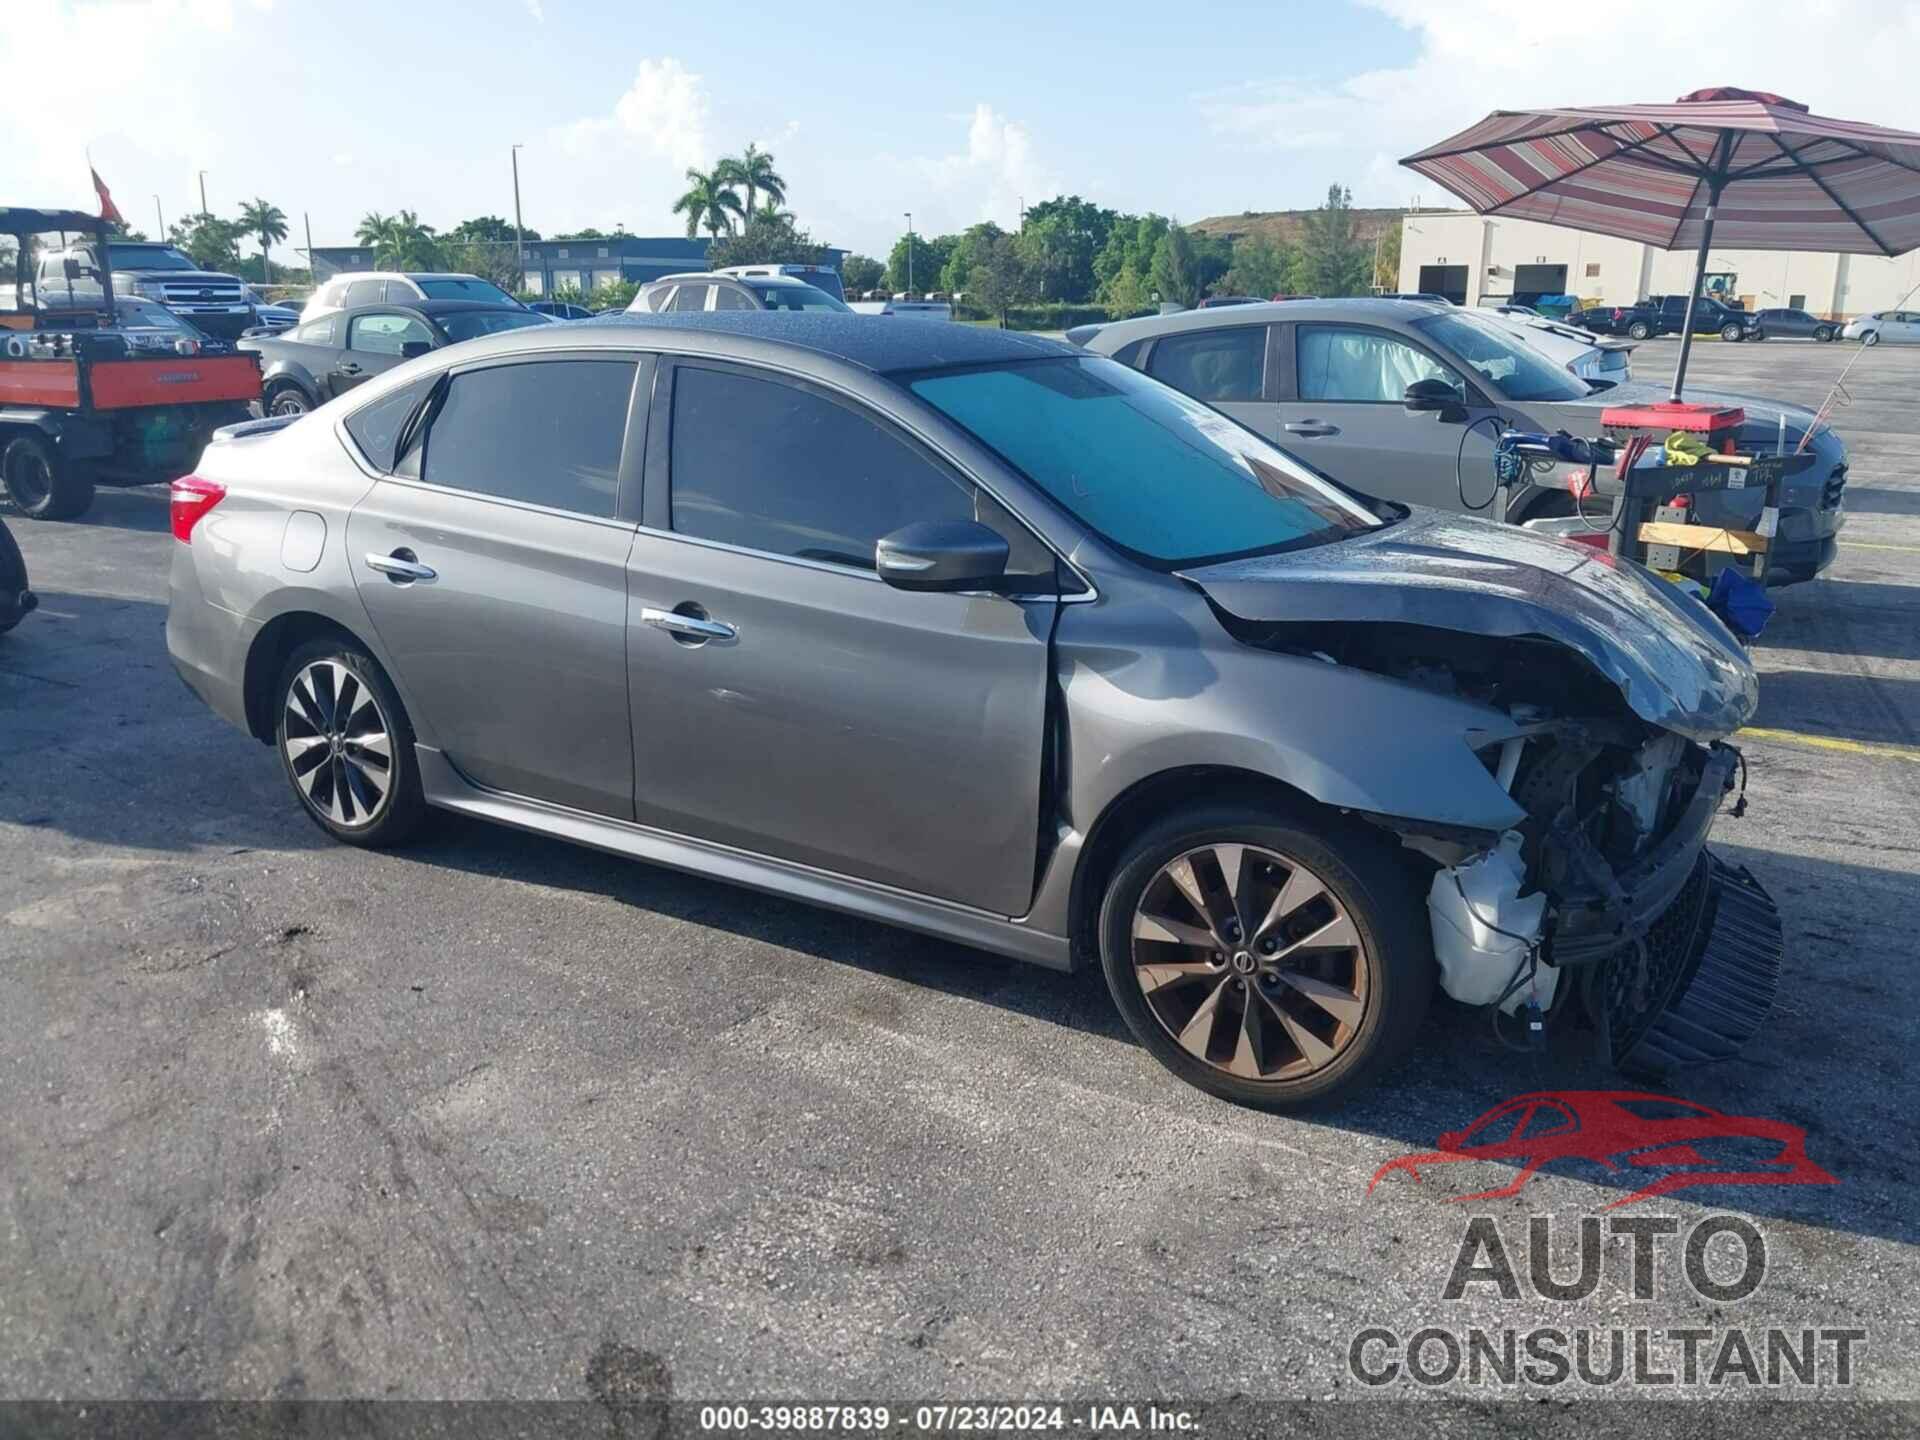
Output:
(1598, 854), (1784, 1078)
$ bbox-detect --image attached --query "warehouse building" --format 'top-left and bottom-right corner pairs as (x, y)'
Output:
(309, 236), (845, 297)
(1397, 210), (1920, 319)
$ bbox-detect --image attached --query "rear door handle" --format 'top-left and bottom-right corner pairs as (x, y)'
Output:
(366, 550), (436, 582)
(1284, 420), (1340, 438)
(640, 606), (737, 643)
(337, 361), (364, 376)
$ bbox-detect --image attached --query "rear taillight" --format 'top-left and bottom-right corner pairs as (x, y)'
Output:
(170, 475), (226, 543)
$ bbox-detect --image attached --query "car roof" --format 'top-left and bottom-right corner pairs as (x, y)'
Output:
(316, 300), (528, 320)
(487, 310), (1073, 374)
(324, 271), (489, 283)
(1088, 296), (1449, 346)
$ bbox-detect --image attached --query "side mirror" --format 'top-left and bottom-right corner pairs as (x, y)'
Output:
(400, 339), (433, 360)
(875, 519), (1010, 593)
(1403, 376), (1467, 422)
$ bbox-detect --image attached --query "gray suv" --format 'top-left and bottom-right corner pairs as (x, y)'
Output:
(1076, 299), (1847, 585)
(166, 313), (1773, 1108)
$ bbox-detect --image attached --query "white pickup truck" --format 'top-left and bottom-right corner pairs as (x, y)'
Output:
(846, 298), (953, 320)
(35, 241), (255, 339)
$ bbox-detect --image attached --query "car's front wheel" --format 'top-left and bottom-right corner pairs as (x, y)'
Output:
(1814, 326), (1835, 342)
(1098, 803), (1431, 1110)
(275, 638), (426, 847)
(1720, 322), (1746, 342)
(1863, 330), (1881, 346)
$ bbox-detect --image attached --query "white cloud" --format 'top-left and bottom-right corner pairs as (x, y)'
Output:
(902, 103), (1060, 235)
(557, 57), (712, 173)
(524, 0), (545, 19)
(1198, 0), (1920, 207)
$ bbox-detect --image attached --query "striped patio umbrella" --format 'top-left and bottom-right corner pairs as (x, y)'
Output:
(1402, 88), (1920, 399)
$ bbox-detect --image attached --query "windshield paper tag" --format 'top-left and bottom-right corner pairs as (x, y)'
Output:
(1757, 506), (1780, 538)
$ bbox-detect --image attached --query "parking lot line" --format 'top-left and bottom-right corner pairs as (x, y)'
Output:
(1738, 725), (1920, 764)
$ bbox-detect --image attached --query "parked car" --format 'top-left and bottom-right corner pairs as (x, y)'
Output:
(630, 273), (853, 315)
(1565, 304), (1630, 335)
(303, 272), (520, 318)
(1617, 295), (1751, 342)
(1071, 299), (1844, 585)
(1745, 307), (1839, 342)
(846, 298), (953, 320)
(164, 312), (1769, 1109)
(529, 300), (596, 321)
(1842, 310), (1920, 345)
(711, 263), (847, 302)
(1373, 292), (1454, 304)
(35, 239), (256, 339)
(110, 296), (225, 353)
(0, 514), (34, 634)
(243, 288), (301, 333)
(239, 300), (548, 415)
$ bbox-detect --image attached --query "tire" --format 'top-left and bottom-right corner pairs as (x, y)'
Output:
(265, 381), (314, 417)
(1, 433), (95, 521)
(0, 517), (31, 635)
(1626, 321), (1652, 341)
(1720, 322), (1745, 342)
(1863, 330), (1881, 347)
(1814, 326), (1835, 343)
(1097, 801), (1432, 1110)
(274, 637), (426, 848)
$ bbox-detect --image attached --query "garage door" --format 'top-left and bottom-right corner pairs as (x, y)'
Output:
(1418, 265), (1468, 304)
(1512, 264), (1568, 305)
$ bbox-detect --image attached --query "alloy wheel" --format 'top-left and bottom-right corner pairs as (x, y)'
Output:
(269, 389), (310, 416)
(282, 659), (394, 827)
(4, 448), (53, 513)
(1129, 843), (1369, 1082)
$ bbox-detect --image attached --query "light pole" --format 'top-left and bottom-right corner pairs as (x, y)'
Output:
(153, 195), (165, 238)
(511, 144), (527, 292)
(197, 170), (209, 218)
(903, 211), (913, 296)
(304, 212), (316, 289)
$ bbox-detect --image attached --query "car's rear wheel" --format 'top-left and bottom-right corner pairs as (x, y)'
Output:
(1098, 803), (1430, 1109)
(1626, 321), (1652, 340)
(1, 434), (95, 521)
(1720, 322), (1745, 342)
(265, 382), (314, 417)
(275, 638), (426, 847)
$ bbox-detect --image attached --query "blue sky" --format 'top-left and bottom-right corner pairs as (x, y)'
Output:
(10, 0), (1918, 263)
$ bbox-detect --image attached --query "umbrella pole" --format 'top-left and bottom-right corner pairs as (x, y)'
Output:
(1669, 174), (1727, 403)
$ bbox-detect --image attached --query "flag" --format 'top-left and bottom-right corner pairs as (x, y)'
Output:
(92, 167), (125, 227)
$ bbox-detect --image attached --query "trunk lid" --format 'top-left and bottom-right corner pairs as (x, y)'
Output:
(1177, 510), (1758, 739)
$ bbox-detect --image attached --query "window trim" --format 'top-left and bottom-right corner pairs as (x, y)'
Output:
(645, 355), (1086, 596)
(1284, 320), (1489, 407)
(341, 350), (651, 525)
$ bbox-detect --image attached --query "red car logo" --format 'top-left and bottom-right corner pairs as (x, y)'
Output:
(1369, 1090), (1836, 1211)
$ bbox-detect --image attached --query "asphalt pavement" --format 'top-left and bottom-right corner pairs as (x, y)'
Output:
(3, 339), (1918, 1424)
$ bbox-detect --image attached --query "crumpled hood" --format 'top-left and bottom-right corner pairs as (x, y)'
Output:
(1178, 511), (1758, 740)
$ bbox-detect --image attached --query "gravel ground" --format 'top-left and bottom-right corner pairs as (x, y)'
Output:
(3, 340), (1918, 1425)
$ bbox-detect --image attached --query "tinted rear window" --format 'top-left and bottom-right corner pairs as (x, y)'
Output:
(344, 374), (437, 471)
(436, 310), (548, 343)
(417, 278), (516, 304)
(421, 360), (635, 516)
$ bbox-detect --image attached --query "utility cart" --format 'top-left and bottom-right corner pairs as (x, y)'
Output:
(1, 207), (261, 520)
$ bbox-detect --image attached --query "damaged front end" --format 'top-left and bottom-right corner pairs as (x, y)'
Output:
(1181, 516), (1785, 1079)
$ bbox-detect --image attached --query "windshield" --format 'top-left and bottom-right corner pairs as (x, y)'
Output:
(116, 298), (190, 330)
(437, 309), (549, 342)
(1411, 310), (1589, 402)
(109, 245), (198, 272)
(907, 356), (1382, 568)
(417, 278), (516, 303)
(746, 281), (850, 312)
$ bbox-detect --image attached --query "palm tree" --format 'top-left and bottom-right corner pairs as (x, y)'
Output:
(672, 168), (744, 239)
(718, 143), (786, 219)
(355, 211), (402, 262)
(238, 198), (289, 285)
(751, 198), (796, 227)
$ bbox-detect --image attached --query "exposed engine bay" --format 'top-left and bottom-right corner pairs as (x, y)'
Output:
(1227, 618), (1783, 1075)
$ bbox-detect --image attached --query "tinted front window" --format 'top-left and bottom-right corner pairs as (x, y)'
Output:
(421, 360), (635, 517)
(416, 278), (515, 303)
(671, 365), (972, 570)
(437, 310), (548, 342)
(289, 316), (338, 345)
(667, 283), (711, 313)
(908, 357), (1380, 568)
(1147, 326), (1265, 402)
(712, 284), (757, 312)
(1296, 325), (1462, 404)
(343, 280), (386, 307)
(744, 281), (851, 312)
(1409, 311), (1590, 401)
(344, 374), (437, 471)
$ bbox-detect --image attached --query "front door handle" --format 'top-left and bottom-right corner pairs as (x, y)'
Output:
(1284, 420), (1340, 438)
(640, 606), (737, 643)
(337, 361), (364, 376)
(366, 550), (436, 582)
